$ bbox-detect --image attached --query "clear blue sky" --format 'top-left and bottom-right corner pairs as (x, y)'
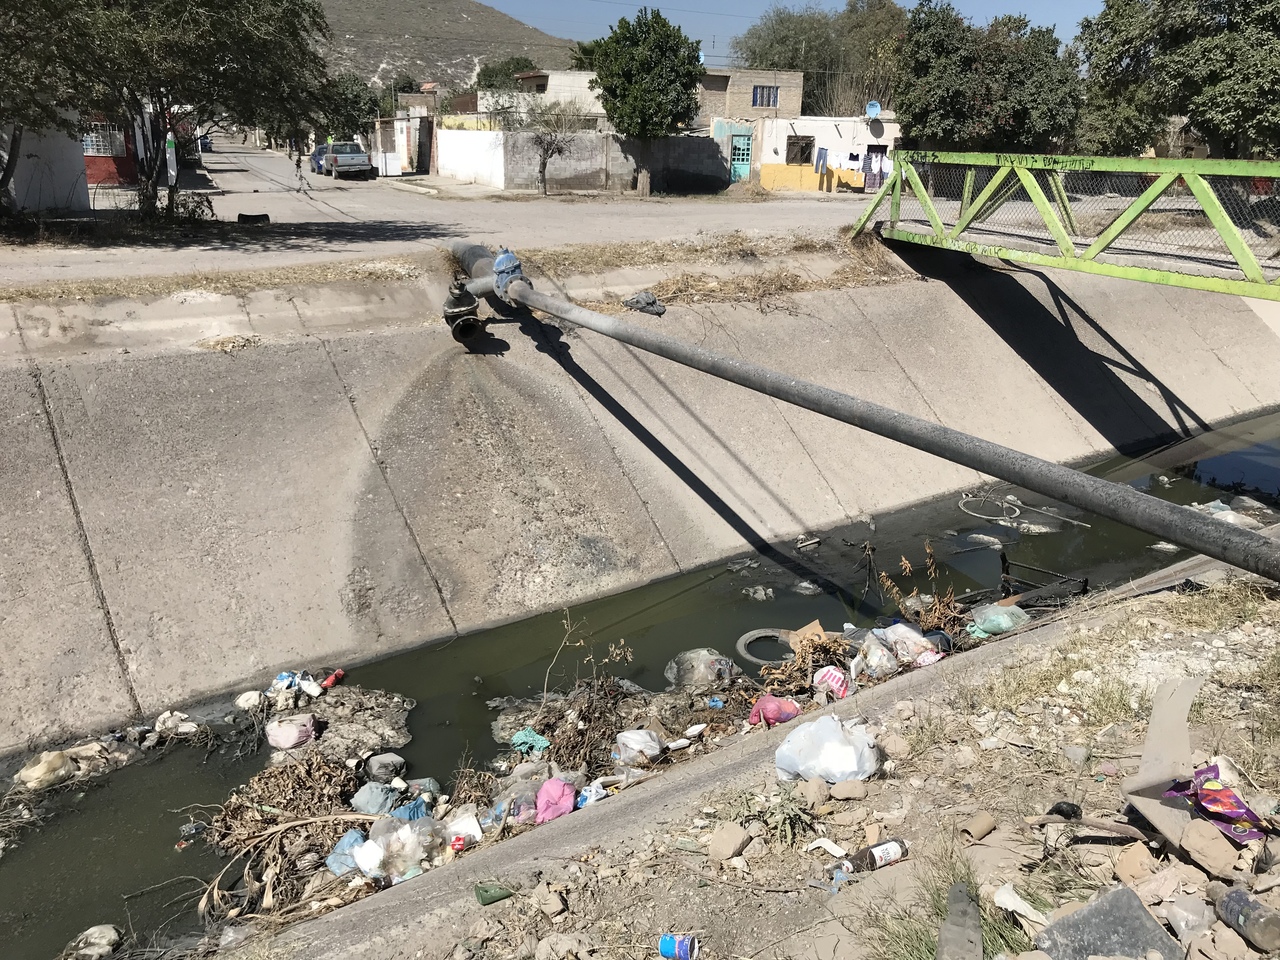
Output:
(483, 0), (1104, 62)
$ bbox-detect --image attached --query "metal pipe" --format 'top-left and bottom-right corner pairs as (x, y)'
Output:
(452, 242), (1280, 583)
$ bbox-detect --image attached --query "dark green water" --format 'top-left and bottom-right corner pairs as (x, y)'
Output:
(4, 411), (1280, 959)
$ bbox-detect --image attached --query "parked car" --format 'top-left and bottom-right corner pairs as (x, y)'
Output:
(323, 141), (375, 179)
(309, 143), (330, 174)
(198, 133), (213, 152)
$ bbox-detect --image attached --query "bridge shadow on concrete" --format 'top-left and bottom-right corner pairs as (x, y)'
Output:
(892, 245), (1210, 454)
(496, 307), (880, 620)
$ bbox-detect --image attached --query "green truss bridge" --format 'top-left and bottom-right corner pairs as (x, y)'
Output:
(851, 151), (1280, 302)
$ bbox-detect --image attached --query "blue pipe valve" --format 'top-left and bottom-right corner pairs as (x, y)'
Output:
(492, 248), (528, 303)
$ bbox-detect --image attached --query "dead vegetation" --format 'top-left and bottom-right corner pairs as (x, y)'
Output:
(0, 254), (437, 304)
(194, 753), (374, 926)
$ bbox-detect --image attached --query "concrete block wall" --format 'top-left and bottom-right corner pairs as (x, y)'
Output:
(500, 133), (729, 194)
(720, 68), (804, 118)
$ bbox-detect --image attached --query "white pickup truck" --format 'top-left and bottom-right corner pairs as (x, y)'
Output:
(324, 142), (375, 179)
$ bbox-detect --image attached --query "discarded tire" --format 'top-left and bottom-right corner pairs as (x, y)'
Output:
(736, 628), (793, 666)
(237, 213), (270, 225)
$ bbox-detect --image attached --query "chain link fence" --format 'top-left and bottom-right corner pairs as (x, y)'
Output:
(889, 156), (1280, 282)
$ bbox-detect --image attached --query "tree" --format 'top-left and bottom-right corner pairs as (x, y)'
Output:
(392, 72), (418, 95)
(894, 1), (1081, 152)
(589, 8), (703, 140)
(731, 5), (842, 115)
(1073, 0), (1166, 156)
(527, 100), (584, 195)
(0, 0), (101, 207)
(89, 0), (332, 216)
(570, 39), (603, 71)
(320, 72), (381, 140)
(476, 56), (538, 91)
(730, 2), (906, 116)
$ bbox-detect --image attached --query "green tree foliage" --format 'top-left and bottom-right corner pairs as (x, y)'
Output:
(1079, 0), (1280, 159)
(730, 1), (906, 115)
(476, 56), (538, 91)
(391, 72), (419, 95)
(589, 7), (703, 140)
(570, 39), (603, 70)
(1073, 0), (1166, 156)
(320, 72), (381, 140)
(894, 0), (1081, 152)
(89, 0), (331, 214)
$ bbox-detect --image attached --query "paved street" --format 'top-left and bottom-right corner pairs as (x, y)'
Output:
(0, 138), (870, 287)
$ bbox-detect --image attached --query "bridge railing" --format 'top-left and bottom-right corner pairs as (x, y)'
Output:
(851, 151), (1280, 301)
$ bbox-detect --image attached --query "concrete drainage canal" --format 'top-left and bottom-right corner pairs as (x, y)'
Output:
(4, 410), (1280, 959)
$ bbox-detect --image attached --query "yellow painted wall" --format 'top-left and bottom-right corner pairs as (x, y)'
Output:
(759, 164), (865, 193)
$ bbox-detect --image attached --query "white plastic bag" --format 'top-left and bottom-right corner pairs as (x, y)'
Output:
(850, 634), (900, 680)
(970, 604), (1030, 635)
(877, 623), (936, 663)
(775, 715), (879, 783)
(615, 729), (663, 764)
(663, 648), (741, 689)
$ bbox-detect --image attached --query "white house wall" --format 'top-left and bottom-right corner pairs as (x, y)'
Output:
(759, 116), (900, 169)
(436, 130), (506, 188)
(4, 126), (91, 213)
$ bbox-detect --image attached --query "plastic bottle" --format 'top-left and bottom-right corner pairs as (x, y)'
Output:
(845, 838), (909, 872)
(1208, 881), (1280, 952)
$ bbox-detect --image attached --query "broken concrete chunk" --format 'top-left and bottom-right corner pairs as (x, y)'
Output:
(1121, 676), (1205, 850)
(1181, 821), (1239, 879)
(881, 734), (912, 759)
(1035, 885), (1183, 960)
(797, 778), (830, 809)
(533, 882), (566, 918)
(1115, 841), (1158, 885)
(936, 882), (983, 960)
(831, 780), (868, 801)
(706, 822), (752, 861)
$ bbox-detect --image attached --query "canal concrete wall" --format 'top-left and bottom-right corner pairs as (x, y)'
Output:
(3, 248), (1280, 755)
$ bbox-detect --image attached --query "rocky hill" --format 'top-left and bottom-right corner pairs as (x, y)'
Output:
(321, 0), (573, 89)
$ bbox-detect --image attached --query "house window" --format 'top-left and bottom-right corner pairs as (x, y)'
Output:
(535, 83), (547, 93)
(785, 136), (814, 165)
(82, 122), (127, 157)
(752, 85), (780, 109)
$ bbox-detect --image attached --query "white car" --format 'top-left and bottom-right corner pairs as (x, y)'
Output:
(324, 142), (375, 179)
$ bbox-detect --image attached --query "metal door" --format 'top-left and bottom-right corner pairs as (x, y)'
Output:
(730, 135), (752, 182)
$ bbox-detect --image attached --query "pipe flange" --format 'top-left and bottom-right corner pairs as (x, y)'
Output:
(492, 248), (529, 303)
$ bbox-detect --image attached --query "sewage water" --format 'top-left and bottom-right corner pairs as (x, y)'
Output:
(4, 411), (1280, 959)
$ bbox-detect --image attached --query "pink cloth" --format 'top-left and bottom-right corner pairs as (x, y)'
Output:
(749, 694), (802, 728)
(535, 778), (577, 824)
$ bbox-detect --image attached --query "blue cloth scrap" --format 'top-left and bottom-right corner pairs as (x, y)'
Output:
(511, 726), (551, 756)
(351, 781), (400, 815)
(326, 828), (366, 876)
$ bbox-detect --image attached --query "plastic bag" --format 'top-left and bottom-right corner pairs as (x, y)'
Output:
(576, 779), (609, 808)
(663, 648), (741, 689)
(616, 729), (664, 764)
(390, 796), (430, 821)
(351, 782), (401, 815)
(326, 828), (365, 876)
(16, 751), (76, 791)
(812, 666), (849, 699)
(775, 715), (879, 783)
(969, 603), (1030, 636)
(877, 623), (936, 663)
(536, 778), (577, 824)
(749, 694), (802, 727)
(352, 838), (386, 878)
(265, 713), (315, 750)
(483, 781), (540, 829)
(366, 820), (426, 883)
(850, 635), (900, 680)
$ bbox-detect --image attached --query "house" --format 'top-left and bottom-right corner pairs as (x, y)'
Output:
(710, 111), (901, 191)
(81, 117), (141, 185)
(512, 70), (605, 117)
(696, 68), (804, 125)
(1, 121), (91, 212)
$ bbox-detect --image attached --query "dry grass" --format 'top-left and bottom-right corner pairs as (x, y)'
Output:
(852, 834), (1031, 960)
(0, 255), (437, 304)
(522, 230), (848, 276)
(1137, 578), (1278, 632)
